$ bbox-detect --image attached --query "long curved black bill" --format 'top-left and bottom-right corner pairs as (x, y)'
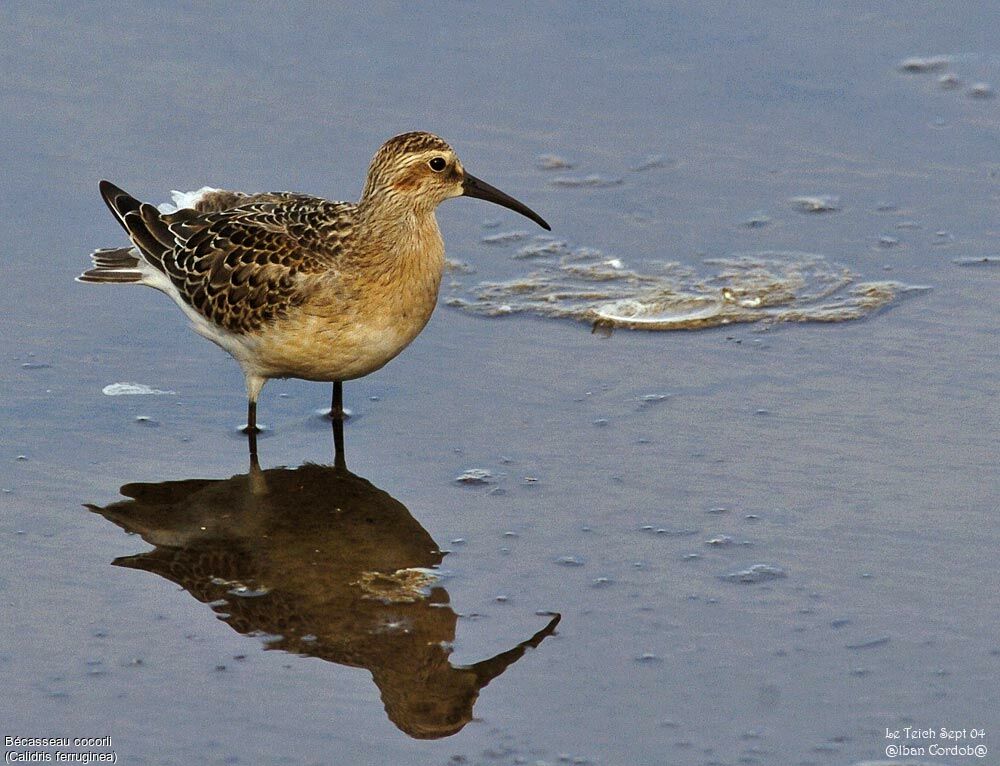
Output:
(462, 173), (550, 230)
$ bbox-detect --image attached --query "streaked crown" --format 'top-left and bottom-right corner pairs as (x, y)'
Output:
(375, 131), (452, 158)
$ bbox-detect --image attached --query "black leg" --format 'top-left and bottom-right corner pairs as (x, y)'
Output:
(332, 416), (346, 471)
(246, 399), (259, 432)
(329, 382), (346, 469)
(247, 399), (258, 457)
(330, 380), (345, 420)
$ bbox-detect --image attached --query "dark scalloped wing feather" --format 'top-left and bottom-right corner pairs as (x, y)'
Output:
(159, 196), (355, 333)
(96, 183), (355, 333)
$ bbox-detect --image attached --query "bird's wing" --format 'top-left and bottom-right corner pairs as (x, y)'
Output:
(100, 181), (355, 333)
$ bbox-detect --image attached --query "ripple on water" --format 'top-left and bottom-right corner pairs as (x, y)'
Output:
(454, 468), (495, 485)
(446, 248), (926, 331)
(845, 636), (891, 650)
(897, 51), (997, 110)
(480, 230), (530, 245)
(630, 155), (669, 172)
(898, 55), (952, 72)
(638, 393), (670, 406)
(549, 174), (623, 188)
(515, 238), (571, 259)
(740, 212), (772, 228)
(704, 535), (735, 547)
(721, 563), (787, 583)
(536, 154), (575, 170)
(953, 256), (999, 266)
(789, 195), (840, 213)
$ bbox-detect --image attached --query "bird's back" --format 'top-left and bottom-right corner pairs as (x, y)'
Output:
(83, 182), (358, 335)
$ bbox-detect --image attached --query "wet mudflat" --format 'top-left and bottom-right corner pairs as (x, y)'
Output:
(1, 4), (998, 766)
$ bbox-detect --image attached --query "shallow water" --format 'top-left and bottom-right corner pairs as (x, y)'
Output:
(2, 4), (999, 766)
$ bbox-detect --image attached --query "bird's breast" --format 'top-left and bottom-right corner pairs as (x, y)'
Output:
(251, 232), (446, 382)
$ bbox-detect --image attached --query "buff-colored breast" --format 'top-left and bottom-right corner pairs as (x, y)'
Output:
(250, 223), (445, 381)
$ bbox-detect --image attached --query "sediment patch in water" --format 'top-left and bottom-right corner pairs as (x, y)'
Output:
(446, 246), (926, 331)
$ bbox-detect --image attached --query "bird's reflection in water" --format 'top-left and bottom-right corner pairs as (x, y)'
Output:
(88, 423), (560, 739)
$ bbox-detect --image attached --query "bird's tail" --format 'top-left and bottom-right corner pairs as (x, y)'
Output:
(78, 180), (178, 284)
(77, 246), (143, 283)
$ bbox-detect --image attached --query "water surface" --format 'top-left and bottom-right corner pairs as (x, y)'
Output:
(2, 4), (998, 765)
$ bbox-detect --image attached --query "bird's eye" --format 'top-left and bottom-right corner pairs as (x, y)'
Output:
(428, 157), (447, 172)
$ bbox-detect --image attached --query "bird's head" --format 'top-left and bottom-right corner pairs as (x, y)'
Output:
(363, 131), (549, 230)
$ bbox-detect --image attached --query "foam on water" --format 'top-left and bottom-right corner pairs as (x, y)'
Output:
(101, 382), (176, 396)
(446, 247), (927, 331)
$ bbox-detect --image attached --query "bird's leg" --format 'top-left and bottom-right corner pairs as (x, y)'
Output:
(242, 375), (266, 459)
(332, 416), (346, 471)
(247, 399), (259, 458)
(330, 380), (345, 420)
(328, 381), (346, 469)
(247, 398), (257, 432)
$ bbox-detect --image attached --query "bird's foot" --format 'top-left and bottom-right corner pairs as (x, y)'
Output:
(318, 407), (352, 422)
